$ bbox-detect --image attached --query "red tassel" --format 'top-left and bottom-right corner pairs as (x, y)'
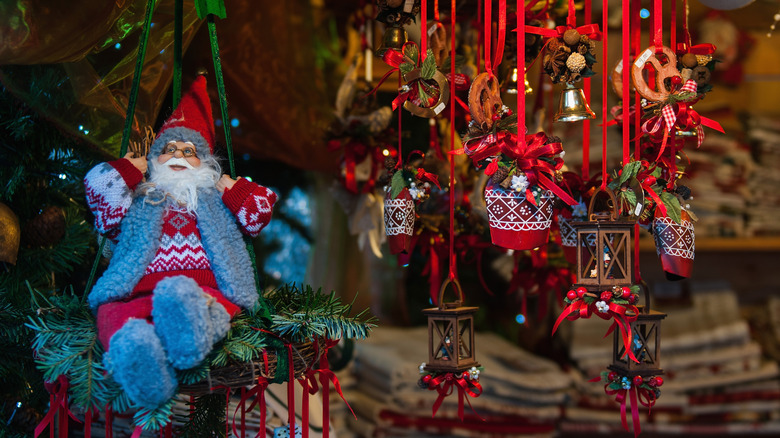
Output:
(85, 408), (91, 438)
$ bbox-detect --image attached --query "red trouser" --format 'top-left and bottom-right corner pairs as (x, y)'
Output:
(96, 284), (240, 350)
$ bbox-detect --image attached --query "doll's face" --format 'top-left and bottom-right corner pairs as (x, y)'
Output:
(157, 141), (201, 170)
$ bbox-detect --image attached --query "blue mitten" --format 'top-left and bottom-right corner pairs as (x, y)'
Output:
(151, 275), (231, 369)
(105, 319), (176, 409)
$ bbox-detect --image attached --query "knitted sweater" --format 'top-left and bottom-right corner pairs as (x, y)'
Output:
(84, 158), (277, 298)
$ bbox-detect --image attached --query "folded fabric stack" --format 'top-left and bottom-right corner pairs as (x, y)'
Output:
(563, 282), (780, 434)
(340, 326), (571, 437)
(745, 116), (780, 236)
(684, 134), (755, 238)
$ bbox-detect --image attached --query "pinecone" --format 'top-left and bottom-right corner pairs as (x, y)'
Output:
(23, 206), (65, 248)
(384, 156), (398, 171)
(675, 185), (692, 200)
(692, 66), (711, 86)
(566, 53), (587, 73)
(491, 166), (509, 185)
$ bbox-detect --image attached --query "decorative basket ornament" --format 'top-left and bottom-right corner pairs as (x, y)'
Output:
(652, 209), (695, 280)
(485, 182), (553, 250)
(384, 187), (415, 254)
(382, 154), (441, 255)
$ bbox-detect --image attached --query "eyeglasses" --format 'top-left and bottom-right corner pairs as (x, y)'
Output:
(161, 143), (198, 158)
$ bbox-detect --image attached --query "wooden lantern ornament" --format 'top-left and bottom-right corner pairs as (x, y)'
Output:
(572, 188), (635, 292)
(610, 283), (667, 377)
(423, 279), (480, 374)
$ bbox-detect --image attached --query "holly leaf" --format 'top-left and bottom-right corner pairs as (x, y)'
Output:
(612, 298), (629, 305)
(584, 52), (598, 65)
(399, 62), (415, 76)
(608, 382), (622, 391)
(421, 50), (437, 80)
(581, 68), (596, 78)
(659, 191), (682, 224)
(403, 44), (419, 66)
(620, 188), (637, 212)
(390, 171), (406, 199)
(619, 161), (642, 185)
(417, 82), (432, 106)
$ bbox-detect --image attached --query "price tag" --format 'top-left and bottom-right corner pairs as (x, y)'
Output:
(428, 24), (438, 36)
(404, 0), (414, 13)
(433, 102), (446, 115)
(634, 202), (643, 217)
(634, 49), (653, 69)
(615, 59), (623, 74)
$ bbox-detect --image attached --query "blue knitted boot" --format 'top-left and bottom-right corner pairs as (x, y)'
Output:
(151, 276), (231, 369)
(105, 319), (176, 409)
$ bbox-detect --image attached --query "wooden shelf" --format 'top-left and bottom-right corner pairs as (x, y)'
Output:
(639, 237), (780, 252)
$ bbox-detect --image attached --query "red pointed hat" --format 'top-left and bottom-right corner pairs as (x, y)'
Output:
(150, 75), (216, 159)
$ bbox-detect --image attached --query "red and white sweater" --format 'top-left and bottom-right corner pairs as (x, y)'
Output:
(84, 158), (277, 293)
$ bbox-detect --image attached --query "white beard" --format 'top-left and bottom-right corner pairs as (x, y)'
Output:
(141, 156), (222, 214)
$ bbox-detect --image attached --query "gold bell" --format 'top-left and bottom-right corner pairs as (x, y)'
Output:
(376, 25), (408, 58)
(554, 84), (596, 122)
(0, 201), (21, 265)
(502, 67), (533, 95)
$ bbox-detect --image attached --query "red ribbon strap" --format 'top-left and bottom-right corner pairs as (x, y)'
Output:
(35, 376), (81, 438)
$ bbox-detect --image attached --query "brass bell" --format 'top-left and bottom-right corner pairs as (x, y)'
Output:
(554, 84), (596, 122)
(376, 25), (408, 58)
(0, 202), (21, 265)
(502, 67), (533, 95)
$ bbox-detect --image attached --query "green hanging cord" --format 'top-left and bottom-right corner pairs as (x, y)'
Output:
(173, 0), (183, 107)
(206, 15), (236, 179)
(83, 0), (157, 300)
(200, 3), (264, 290)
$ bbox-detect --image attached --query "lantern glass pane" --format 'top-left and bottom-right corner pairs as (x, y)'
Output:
(457, 319), (473, 360)
(432, 319), (456, 362)
(604, 231), (629, 281)
(578, 230), (598, 280)
(633, 322), (658, 365)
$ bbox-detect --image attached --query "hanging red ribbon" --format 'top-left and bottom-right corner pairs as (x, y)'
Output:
(35, 376), (81, 438)
(232, 376), (268, 438)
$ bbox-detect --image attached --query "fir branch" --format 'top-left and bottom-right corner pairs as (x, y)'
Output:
(174, 393), (227, 438)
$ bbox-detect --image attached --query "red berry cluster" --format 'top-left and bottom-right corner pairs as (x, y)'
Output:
(565, 286), (638, 304)
(607, 371), (664, 388)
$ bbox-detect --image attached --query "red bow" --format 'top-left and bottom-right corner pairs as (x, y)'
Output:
(416, 168), (442, 189)
(427, 372), (483, 421)
(601, 380), (657, 437)
(676, 42), (716, 56)
(232, 377), (269, 438)
(523, 23), (602, 41)
(553, 295), (639, 363)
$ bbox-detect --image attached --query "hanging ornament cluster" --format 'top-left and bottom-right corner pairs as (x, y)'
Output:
(542, 28), (598, 85)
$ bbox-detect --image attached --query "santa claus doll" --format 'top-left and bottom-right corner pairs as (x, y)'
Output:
(84, 76), (277, 408)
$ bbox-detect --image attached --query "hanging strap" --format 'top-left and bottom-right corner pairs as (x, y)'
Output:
(173, 0), (184, 107)
(601, 0), (609, 190)
(84, 0), (157, 299)
(582, 0), (591, 179)
(448, 0), (457, 282)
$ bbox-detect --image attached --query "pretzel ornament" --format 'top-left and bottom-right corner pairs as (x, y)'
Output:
(468, 72), (504, 130)
(610, 59), (636, 99)
(631, 46), (681, 102)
